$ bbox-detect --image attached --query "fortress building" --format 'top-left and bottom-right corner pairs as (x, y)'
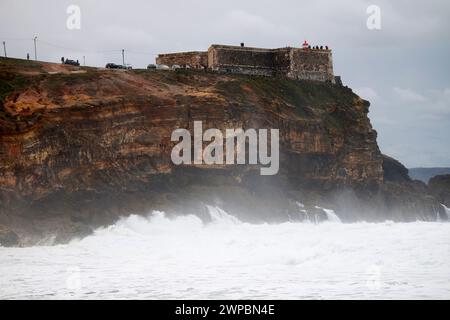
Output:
(156, 42), (336, 83)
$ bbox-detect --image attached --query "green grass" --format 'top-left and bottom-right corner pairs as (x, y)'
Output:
(0, 59), (359, 132)
(214, 74), (359, 129)
(243, 76), (355, 107)
(0, 57), (43, 69)
(42, 71), (99, 94)
(0, 74), (46, 104)
(216, 74), (355, 107)
(0, 78), (14, 102)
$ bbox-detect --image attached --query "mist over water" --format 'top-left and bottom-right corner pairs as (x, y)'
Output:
(1, 206), (450, 299)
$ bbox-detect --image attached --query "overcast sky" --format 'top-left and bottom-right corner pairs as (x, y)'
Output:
(1, 0), (449, 167)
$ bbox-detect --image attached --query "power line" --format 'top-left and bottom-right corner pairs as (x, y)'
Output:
(0, 37), (32, 41)
(37, 39), (81, 52)
(96, 49), (123, 53)
(36, 39), (124, 55)
(127, 50), (158, 55)
(1, 36), (157, 56)
(1, 35), (161, 67)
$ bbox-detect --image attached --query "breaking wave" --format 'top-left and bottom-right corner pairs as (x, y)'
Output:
(1, 206), (450, 299)
(441, 204), (450, 219)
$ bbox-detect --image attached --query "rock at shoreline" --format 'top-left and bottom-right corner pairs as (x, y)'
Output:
(0, 57), (446, 245)
(429, 174), (450, 207)
(0, 225), (19, 247)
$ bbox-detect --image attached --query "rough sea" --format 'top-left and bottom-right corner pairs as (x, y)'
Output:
(1, 205), (449, 299)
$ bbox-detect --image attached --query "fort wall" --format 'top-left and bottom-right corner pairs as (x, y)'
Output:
(156, 44), (335, 83)
(207, 45), (275, 76)
(288, 49), (334, 82)
(155, 51), (208, 69)
(272, 48), (292, 76)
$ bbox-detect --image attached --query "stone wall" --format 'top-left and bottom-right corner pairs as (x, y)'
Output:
(288, 49), (334, 82)
(156, 51), (208, 69)
(272, 48), (292, 76)
(207, 45), (275, 76)
(156, 44), (335, 82)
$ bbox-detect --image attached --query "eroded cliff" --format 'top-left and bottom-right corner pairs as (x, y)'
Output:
(0, 57), (445, 246)
(429, 174), (450, 207)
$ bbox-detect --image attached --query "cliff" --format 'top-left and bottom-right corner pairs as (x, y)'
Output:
(429, 174), (450, 207)
(0, 57), (445, 246)
(408, 167), (450, 183)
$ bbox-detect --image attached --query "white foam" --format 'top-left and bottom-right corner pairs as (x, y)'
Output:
(0, 208), (449, 299)
(206, 205), (241, 225)
(323, 208), (342, 223)
(315, 206), (342, 223)
(296, 201), (305, 208)
(441, 204), (450, 219)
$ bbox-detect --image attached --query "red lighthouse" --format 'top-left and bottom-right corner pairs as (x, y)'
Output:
(302, 40), (309, 49)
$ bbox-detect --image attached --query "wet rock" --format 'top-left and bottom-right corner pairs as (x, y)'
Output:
(429, 174), (450, 207)
(382, 155), (411, 183)
(0, 225), (20, 247)
(0, 58), (446, 244)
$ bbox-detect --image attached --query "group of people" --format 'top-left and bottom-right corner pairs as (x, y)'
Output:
(60, 56), (80, 66)
(301, 41), (330, 51)
(308, 45), (329, 50)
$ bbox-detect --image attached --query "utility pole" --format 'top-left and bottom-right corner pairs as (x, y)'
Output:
(122, 49), (125, 66)
(33, 36), (37, 60)
(2, 41), (6, 57)
(83, 55), (85, 66)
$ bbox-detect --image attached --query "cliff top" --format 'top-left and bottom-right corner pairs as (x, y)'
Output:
(0, 56), (445, 246)
(1, 56), (359, 136)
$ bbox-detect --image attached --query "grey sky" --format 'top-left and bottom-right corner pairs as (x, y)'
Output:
(1, 0), (449, 167)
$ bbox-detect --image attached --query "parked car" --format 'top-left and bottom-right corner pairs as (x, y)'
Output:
(106, 63), (121, 69)
(171, 64), (181, 70)
(105, 63), (128, 69)
(64, 59), (80, 66)
(156, 64), (170, 70)
(147, 64), (156, 69)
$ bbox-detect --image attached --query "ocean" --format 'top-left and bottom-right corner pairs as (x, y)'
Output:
(1, 206), (449, 299)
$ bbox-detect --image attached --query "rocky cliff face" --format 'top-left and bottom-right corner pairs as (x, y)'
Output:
(429, 174), (450, 207)
(0, 57), (445, 246)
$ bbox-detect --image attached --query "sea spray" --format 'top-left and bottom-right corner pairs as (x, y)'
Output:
(441, 204), (450, 220)
(206, 205), (241, 225)
(1, 209), (449, 299)
(321, 208), (342, 223)
(295, 202), (342, 223)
